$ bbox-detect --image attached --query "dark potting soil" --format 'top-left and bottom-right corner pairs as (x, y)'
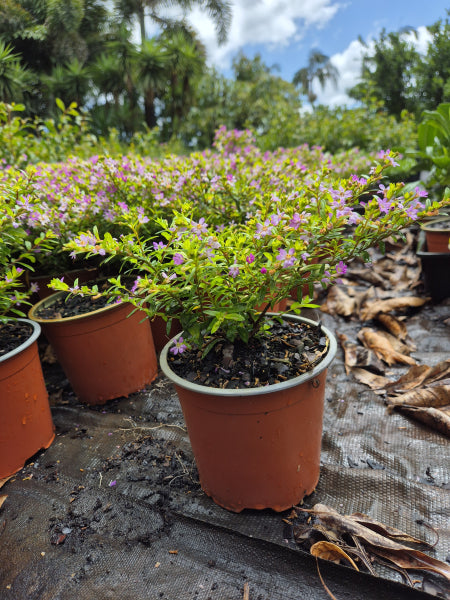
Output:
(35, 291), (118, 320)
(0, 320), (34, 357)
(424, 218), (450, 229)
(168, 318), (329, 389)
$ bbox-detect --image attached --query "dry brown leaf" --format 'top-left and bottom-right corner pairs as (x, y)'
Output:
(349, 513), (433, 548)
(361, 297), (430, 321)
(387, 385), (450, 409)
(395, 406), (450, 437)
(337, 333), (385, 375)
(346, 268), (387, 288)
(0, 495), (7, 510)
(383, 360), (450, 392)
(320, 286), (357, 317)
(375, 313), (409, 341)
(370, 546), (450, 579)
(373, 330), (415, 355)
(42, 344), (58, 364)
(350, 367), (390, 391)
(310, 541), (359, 570)
(383, 365), (435, 392)
(0, 476), (13, 489)
(301, 504), (450, 581)
(357, 328), (417, 366)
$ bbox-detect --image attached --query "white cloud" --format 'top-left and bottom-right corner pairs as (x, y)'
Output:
(312, 39), (367, 107)
(186, 0), (342, 69)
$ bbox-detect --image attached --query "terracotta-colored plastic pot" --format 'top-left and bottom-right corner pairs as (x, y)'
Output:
(150, 315), (182, 354)
(421, 218), (450, 253)
(29, 293), (158, 405)
(0, 319), (55, 478)
(160, 315), (337, 512)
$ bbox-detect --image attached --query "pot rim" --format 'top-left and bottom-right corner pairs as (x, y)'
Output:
(0, 318), (41, 364)
(420, 217), (450, 233)
(28, 290), (128, 324)
(160, 314), (337, 397)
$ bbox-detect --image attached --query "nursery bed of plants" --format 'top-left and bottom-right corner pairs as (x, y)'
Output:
(1, 264), (449, 600)
(2, 120), (450, 599)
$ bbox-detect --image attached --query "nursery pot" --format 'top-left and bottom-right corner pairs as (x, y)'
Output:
(160, 315), (337, 512)
(420, 218), (450, 253)
(29, 293), (158, 405)
(0, 319), (55, 478)
(416, 231), (450, 301)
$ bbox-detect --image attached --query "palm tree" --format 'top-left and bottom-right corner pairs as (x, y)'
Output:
(293, 49), (339, 107)
(0, 42), (31, 102)
(114, 0), (232, 46)
(136, 38), (170, 128)
(162, 29), (206, 137)
(42, 59), (91, 107)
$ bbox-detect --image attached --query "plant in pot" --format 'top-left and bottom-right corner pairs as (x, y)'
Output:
(417, 188), (450, 301)
(4, 165), (108, 298)
(0, 179), (56, 478)
(50, 151), (448, 512)
(28, 274), (159, 406)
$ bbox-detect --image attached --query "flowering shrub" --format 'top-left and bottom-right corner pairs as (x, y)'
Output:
(50, 151), (447, 349)
(0, 127), (384, 283)
(0, 176), (55, 321)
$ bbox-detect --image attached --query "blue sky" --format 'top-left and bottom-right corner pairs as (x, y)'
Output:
(175, 0), (450, 106)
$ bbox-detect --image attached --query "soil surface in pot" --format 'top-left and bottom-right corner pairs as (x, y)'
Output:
(168, 317), (329, 389)
(35, 292), (118, 319)
(0, 320), (33, 357)
(424, 218), (450, 229)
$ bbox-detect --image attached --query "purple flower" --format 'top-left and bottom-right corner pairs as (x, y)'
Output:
(173, 253), (184, 265)
(153, 241), (166, 251)
(170, 337), (187, 355)
(246, 254), (255, 264)
(260, 267), (267, 274)
(30, 282), (40, 293)
(109, 480), (116, 487)
(254, 219), (274, 239)
(191, 217), (208, 238)
(414, 187), (428, 198)
(229, 263), (240, 278)
(276, 248), (296, 268)
(131, 276), (141, 293)
(289, 212), (306, 229)
(377, 149), (400, 168)
(336, 261), (347, 276)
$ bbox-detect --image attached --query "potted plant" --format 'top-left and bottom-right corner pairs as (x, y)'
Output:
(50, 151), (449, 511)
(0, 179), (56, 478)
(420, 215), (450, 253)
(28, 281), (159, 406)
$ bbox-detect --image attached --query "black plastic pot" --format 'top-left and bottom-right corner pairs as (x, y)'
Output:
(417, 231), (450, 301)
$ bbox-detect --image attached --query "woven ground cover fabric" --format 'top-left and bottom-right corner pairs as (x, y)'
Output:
(0, 300), (449, 599)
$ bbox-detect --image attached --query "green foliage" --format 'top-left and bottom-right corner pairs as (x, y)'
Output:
(414, 13), (450, 111)
(0, 175), (56, 320)
(293, 103), (417, 155)
(416, 103), (450, 196)
(49, 146), (446, 347)
(349, 28), (419, 117)
(350, 12), (450, 118)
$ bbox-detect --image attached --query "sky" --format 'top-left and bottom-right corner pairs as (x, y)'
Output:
(158, 0), (450, 107)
